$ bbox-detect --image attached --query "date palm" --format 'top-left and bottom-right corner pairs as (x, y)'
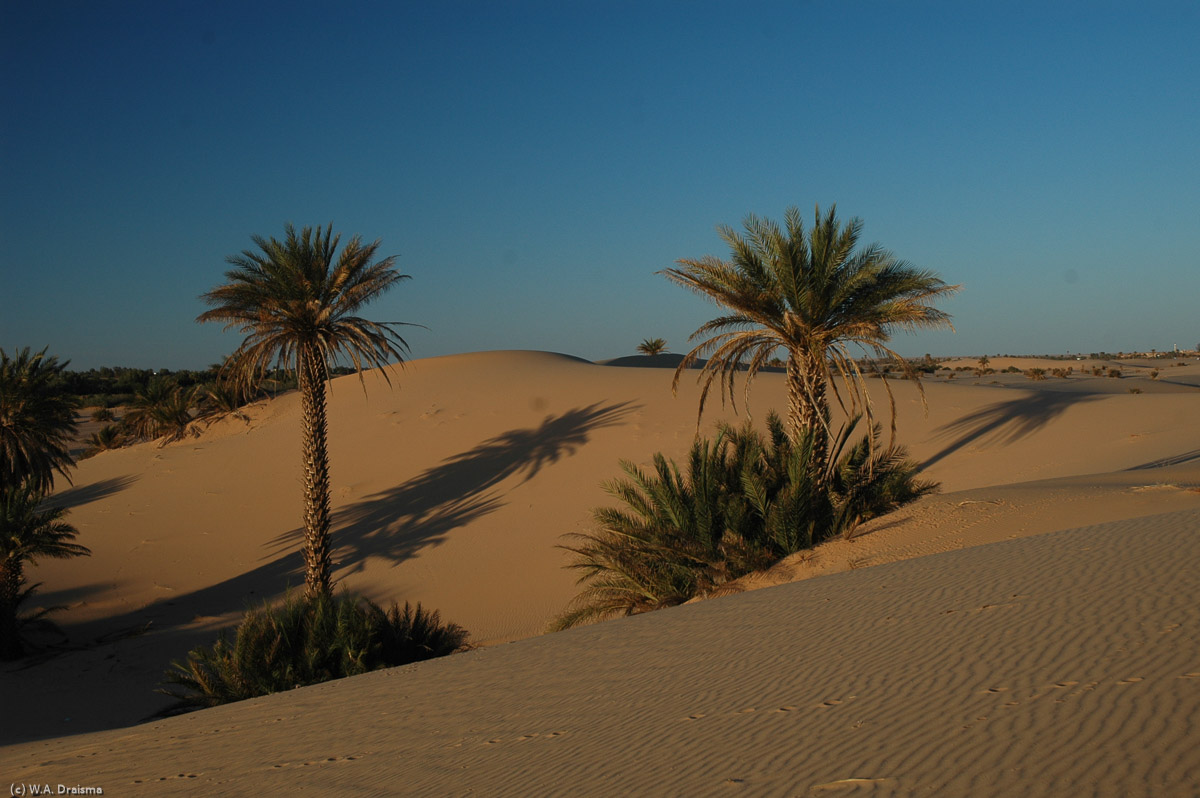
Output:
(662, 204), (958, 476)
(0, 347), (78, 494)
(198, 224), (414, 598)
(1, 483), (90, 659)
(636, 338), (668, 356)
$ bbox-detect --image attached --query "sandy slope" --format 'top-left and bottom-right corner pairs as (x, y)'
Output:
(4, 509), (1198, 796)
(2, 351), (1198, 767)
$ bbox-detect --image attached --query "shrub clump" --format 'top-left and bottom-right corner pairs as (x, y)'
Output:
(1025, 368), (1047, 381)
(553, 413), (935, 630)
(157, 592), (469, 716)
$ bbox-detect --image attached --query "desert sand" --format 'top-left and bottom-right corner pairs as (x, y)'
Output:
(2, 351), (1199, 795)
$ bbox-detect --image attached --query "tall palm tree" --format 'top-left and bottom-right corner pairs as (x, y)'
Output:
(661, 204), (958, 474)
(636, 338), (668, 356)
(197, 223), (414, 598)
(1, 483), (90, 659)
(0, 348), (79, 494)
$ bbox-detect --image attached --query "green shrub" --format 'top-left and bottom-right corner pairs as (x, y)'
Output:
(552, 413), (935, 630)
(156, 592), (469, 716)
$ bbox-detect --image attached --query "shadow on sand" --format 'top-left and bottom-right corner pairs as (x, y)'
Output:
(923, 392), (1103, 470)
(268, 400), (638, 572)
(1126, 450), (1200, 471)
(47, 474), (138, 510)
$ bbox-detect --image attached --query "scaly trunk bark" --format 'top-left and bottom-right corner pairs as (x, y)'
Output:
(786, 349), (830, 483)
(0, 559), (24, 660)
(298, 346), (332, 599)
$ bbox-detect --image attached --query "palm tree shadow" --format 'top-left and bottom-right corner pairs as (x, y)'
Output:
(47, 475), (139, 510)
(1126, 449), (1200, 470)
(923, 392), (1103, 469)
(269, 400), (638, 572)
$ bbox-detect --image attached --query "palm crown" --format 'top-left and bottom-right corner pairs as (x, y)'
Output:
(0, 348), (79, 495)
(662, 204), (958, 461)
(197, 224), (412, 388)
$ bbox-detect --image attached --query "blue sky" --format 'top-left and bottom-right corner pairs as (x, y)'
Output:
(2, 1), (1198, 370)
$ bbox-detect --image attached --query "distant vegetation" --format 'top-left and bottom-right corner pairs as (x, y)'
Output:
(636, 338), (668, 356)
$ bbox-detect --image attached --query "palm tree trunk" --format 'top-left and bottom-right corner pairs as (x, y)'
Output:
(786, 350), (830, 480)
(0, 559), (23, 660)
(298, 346), (332, 599)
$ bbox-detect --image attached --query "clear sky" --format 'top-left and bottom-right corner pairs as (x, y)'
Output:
(2, 1), (1198, 370)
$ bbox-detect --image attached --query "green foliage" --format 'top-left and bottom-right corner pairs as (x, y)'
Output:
(122, 377), (198, 443)
(1, 484), (90, 659)
(83, 424), (126, 457)
(0, 348), (79, 494)
(662, 204), (958, 447)
(553, 413), (934, 630)
(157, 592), (470, 716)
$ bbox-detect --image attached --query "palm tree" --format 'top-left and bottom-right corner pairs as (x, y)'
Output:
(1, 483), (90, 659)
(197, 224), (414, 598)
(0, 348), (79, 494)
(122, 377), (197, 443)
(636, 338), (668, 356)
(661, 204), (958, 475)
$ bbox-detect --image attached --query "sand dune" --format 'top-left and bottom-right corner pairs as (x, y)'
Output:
(2, 350), (1199, 790)
(4, 509), (1198, 796)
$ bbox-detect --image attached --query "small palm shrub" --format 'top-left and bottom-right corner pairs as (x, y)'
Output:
(553, 413), (934, 630)
(1108, 368), (1122, 378)
(82, 424), (126, 457)
(1025, 368), (1047, 380)
(90, 407), (116, 422)
(156, 592), (469, 716)
(1150, 369), (1160, 380)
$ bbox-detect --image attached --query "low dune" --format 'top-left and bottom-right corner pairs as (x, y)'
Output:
(2, 351), (1199, 792)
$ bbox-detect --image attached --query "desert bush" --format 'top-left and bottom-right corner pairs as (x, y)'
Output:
(1025, 368), (1047, 381)
(156, 592), (470, 716)
(1108, 368), (1122, 378)
(1128, 387), (1143, 394)
(90, 407), (115, 422)
(1150, 369), (1160, 380)
(1050, 368), (1071, 378)
(1004, 366), (1021, 374)
(553, 414), (934, 630)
